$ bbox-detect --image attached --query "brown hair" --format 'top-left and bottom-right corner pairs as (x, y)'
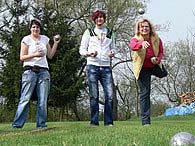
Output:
(29, 19), (42, 29)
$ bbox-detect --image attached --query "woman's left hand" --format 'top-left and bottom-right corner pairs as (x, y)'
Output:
(151, 57), (158, 64)
(53, 34), (61, 44)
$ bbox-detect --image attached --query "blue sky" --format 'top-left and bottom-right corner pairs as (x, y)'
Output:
(144, 0), (195, 43)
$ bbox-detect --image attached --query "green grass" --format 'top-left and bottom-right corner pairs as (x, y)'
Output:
(1, 115), (195, 146)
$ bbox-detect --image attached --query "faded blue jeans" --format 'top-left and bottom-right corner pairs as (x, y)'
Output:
(12, 69), (50, 128)
(86, 65), (114, 125)
(138, 66), (167, 125)
(138, 67), (153, 125)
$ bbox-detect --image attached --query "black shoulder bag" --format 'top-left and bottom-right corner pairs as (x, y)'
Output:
(152, 63), (168, 78)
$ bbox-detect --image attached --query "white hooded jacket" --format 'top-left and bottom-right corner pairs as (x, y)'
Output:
(79, 26), (116, 66)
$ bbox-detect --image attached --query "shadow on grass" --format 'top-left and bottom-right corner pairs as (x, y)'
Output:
(0, 126), (59, 137)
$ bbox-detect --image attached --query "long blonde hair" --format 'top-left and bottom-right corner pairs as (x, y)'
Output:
(135, 18), (157, 37)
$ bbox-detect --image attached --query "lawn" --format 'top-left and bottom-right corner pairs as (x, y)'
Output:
(0, 115), (195, 146)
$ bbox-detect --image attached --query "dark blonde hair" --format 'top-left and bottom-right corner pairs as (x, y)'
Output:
(135, 18), (156, 37)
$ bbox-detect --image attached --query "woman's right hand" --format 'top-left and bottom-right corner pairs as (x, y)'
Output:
(87, 50), (98, 57)
(142, 41), (150, 49)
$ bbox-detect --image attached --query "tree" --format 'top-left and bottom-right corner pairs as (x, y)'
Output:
(53, 0), (147, 120)
(1, 0), (158, 121)
(152, 39), (195, 106)
(0, 0), (29, 110)
(0, 0), (86, 121)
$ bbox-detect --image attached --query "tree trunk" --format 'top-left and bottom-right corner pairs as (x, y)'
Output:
(71, 102), (81, 121)
(113, 84), (118, 120)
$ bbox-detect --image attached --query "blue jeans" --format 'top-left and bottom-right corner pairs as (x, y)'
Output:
(138, 68), (153, 125)
(86, 65), (114, 125)
(12, 69), (50, 128)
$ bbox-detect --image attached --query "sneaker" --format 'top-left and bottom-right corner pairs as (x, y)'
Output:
(90, 124), (99, 127)
(37, 125), (48, 129)
(12, 125), (22, 129)
(143, 124), (150, 126)
(105, 124), (113, 127)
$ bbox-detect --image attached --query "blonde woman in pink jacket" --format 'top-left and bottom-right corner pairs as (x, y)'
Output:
(130, 18), (167, 126)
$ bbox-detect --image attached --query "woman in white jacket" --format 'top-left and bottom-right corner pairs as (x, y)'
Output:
(79, 10), (116, 126)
